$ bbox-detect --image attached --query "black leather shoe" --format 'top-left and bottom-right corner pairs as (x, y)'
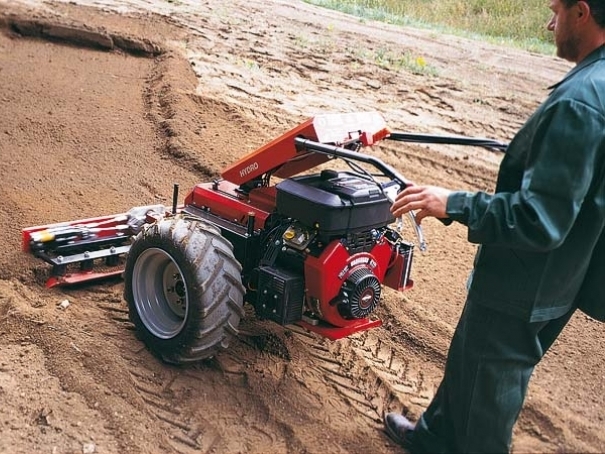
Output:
(384, 412), (415, 451)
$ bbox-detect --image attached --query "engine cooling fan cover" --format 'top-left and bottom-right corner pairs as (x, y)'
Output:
(338, 268), (382, 319)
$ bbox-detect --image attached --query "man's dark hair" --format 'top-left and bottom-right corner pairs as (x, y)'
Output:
(562, 0), (605, 27)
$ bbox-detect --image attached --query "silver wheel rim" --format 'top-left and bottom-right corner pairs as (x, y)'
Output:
(132, 247), (189, 339)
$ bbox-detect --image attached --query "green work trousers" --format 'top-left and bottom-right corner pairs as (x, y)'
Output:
(408, 297), (576, 454)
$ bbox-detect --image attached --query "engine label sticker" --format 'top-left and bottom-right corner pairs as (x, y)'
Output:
(338, 256), (377, 279)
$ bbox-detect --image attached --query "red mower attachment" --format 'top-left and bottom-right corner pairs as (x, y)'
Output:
(22, 205), (169, 288)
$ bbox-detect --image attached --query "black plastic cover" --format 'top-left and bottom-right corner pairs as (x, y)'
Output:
(257, 266), (304, 325)
(276, 171), (396, 234)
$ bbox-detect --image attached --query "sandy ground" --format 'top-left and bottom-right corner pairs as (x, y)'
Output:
(0, 1), (604, 453)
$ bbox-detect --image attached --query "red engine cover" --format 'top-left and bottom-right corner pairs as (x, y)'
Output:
(304, 238), (395, 328)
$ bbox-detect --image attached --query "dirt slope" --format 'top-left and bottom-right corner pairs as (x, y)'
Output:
(0, 1), (603, 453)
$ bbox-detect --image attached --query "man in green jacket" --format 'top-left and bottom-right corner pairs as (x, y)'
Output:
(384, 0), (605, 452)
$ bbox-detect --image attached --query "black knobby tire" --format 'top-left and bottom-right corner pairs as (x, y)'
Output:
(123, 215), (246, 364)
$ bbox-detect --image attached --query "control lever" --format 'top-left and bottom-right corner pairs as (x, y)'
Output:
(384, 188), (427, 252)
(401, 211), (427, 252)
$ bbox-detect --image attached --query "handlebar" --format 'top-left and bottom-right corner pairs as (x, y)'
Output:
(387, 131), (508, 152)
(294, 137), (411, 188)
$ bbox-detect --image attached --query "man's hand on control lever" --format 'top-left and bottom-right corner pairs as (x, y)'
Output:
(391, 184), (452, 224)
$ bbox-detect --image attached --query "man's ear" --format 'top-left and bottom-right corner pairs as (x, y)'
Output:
(577, 0), (591, 22)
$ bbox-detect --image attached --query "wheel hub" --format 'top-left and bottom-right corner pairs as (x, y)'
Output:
(131, 247), (189, 339)
(162, 262), (186, 318)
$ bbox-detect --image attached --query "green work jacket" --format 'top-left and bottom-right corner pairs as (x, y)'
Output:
(446, 45), (605, 323)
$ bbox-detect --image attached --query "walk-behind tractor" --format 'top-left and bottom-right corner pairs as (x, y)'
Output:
(22, 112), (507, 364)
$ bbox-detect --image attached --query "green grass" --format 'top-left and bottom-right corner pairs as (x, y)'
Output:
(353, 46), (440, 75)
(304, 0), (555, 54)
